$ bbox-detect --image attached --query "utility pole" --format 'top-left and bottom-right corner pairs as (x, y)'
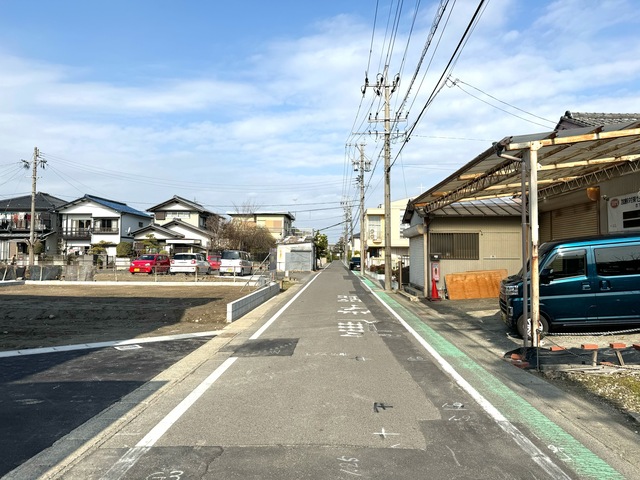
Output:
(362, 66), (400, 291)
(353, 143), (371, 266)
(341, 198), (352, 263)
(21, 147), (46, 268)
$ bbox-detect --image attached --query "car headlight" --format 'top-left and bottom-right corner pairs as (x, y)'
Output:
(504, 285), (519, 296)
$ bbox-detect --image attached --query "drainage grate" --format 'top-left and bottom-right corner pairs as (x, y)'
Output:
(232, 338), (299, 357)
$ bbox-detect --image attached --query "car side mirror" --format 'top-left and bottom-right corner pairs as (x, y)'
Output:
(540, 268), (553, 285)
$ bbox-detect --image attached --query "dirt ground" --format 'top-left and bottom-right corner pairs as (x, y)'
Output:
(0, 281), (248, 350)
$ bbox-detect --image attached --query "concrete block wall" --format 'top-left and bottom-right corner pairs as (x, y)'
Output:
(226, 282), (280, 322)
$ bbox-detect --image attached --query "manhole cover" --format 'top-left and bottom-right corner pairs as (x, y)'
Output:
(233, 338), (299, 357)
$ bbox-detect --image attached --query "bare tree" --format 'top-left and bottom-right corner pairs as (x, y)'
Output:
(205, 214), (226, 252)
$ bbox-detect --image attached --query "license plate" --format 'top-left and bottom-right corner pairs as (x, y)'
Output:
(134, 268), (140, 272)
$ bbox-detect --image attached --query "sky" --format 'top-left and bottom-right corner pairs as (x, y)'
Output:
(1, 0), (639, 242)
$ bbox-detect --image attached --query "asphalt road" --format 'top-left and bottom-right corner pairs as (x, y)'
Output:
(0, 337), (211, 478)
(6, 261), (640, 479)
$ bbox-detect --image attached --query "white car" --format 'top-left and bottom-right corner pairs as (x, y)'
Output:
(170, 253), (212, 275)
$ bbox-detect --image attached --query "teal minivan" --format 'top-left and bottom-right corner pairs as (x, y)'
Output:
(500, 233), (640, 337)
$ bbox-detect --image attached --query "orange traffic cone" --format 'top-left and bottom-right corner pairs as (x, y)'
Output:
(430, 278), (441, 301)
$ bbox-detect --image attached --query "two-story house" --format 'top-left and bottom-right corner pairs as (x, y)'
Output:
(362, 198), (411, 269)
(0, 192), (66, 262)
(58, 195), (152, 257)
(133, 196), (224, 254)
(226, 211), (295, 242)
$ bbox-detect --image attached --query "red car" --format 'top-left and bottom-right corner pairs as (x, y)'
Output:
(129, 254), (171, 274)
(207, 254), (221, 270)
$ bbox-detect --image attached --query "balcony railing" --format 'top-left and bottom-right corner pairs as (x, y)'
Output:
(92, 226), (119, 235)
(0, 220), (53, 232)
(61, 229), (92, 240)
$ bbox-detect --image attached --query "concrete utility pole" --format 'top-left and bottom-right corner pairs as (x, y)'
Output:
(22, 147), (46, 268)
(341, 198), (352, 262)
(354, 144), (371, 264)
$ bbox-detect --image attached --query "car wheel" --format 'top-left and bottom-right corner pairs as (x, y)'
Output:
(206, 267), (212, 275)
(516, 314), (549, 339)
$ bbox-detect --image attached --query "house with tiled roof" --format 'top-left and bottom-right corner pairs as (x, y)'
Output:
(0, 192), (66, 261)
(147, 195), (222, 230)
(131, 218), (216, 255)
(58, 195), (152, 257)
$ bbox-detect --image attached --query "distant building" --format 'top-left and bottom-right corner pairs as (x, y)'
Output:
(227, 211), (295, 242)
(0, 192), (66, 261)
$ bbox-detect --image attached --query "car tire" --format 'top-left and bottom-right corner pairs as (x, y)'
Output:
(516, 314), (549, 339)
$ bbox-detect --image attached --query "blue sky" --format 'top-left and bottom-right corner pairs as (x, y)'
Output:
(1, 0), (639, 242)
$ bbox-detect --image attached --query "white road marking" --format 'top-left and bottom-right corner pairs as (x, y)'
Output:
(101, 356), (237, 480)
(101, 272), (322, 477)
(0, 331), (224, 358)
(362, 282), (571, 480)
(250, 270), (323, 340)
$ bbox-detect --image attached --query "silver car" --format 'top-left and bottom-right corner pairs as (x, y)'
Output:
(170, 253), (212, 275)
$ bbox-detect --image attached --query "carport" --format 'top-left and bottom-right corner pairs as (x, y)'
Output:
(408, 122), (640, 347)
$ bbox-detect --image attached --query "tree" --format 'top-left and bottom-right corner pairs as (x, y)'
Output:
(89, 240), (111, 254)
(141, 233), (160, 253)
(222, 220), (275, 257)
(116, 241), (133, 257)
(205, 214), (226, 252)
(313, 232), (328, 260)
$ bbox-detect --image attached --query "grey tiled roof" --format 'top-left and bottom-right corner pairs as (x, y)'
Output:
(556, 111), (640, 130)
(0, 192), (67, 211)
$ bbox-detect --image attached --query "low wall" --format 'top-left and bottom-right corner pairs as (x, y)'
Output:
(227, 282), (281, 322)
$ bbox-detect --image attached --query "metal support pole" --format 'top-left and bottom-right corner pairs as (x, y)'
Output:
(528, 142), (542, 348)
(521, 154), (529, 350)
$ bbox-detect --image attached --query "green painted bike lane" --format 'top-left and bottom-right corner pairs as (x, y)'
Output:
(360, 275), (623, 480)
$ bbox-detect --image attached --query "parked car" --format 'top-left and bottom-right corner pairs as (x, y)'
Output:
(129, 254), (170, 274)
(170, 253), (212, 275)
(207, 254), (221, 270)
(500, 233), (640, 338)
(349, 256), (361, 270)
(220, 250), (253, 276)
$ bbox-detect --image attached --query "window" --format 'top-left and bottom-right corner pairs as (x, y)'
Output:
(429, 233), (479, 260)
(546, 249), (587, 279)
(595, 245), (640, 276)
(369, 215), (381, 241)
(169, 211), (190, 219)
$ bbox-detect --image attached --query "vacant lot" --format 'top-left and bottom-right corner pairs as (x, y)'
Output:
(0, 282), (247, 350)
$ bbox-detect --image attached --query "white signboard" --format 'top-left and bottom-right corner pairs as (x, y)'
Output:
(608, 191), (640, 232)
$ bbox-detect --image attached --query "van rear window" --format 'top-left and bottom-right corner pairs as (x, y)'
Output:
(222, 251), (241, 259)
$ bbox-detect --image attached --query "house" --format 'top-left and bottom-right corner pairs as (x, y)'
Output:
(402, 198), (522, 298)
(131, 219), (215, 255)
(0, 192), (66, 262)
(147, 195), (221, 230)
(403, 111), (640, 299)
(227, 211), (295, 241)
(362, 198), (411, 270)
(58, 195), (152, 257)
(140, 196), (224, 255)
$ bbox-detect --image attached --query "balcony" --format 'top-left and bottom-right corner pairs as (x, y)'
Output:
(92, 226), (119, 235)
(0, 219), (52, 232)
(62, 228), (92, 240)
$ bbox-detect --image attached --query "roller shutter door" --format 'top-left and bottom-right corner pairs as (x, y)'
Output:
(549, 202), (598, 240)
(409, 235), (425, 290)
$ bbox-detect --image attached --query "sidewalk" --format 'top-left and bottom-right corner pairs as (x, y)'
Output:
(414, 296), (640, 372)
